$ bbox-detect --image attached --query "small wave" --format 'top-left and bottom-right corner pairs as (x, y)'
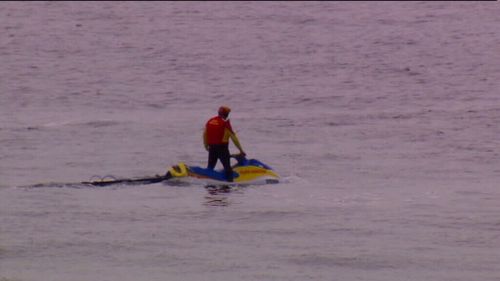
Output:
(41, 119), (121, 128)
(280, 174), (308, 185)
(0, 277), (23, 281)
(80, 120), (121, 128)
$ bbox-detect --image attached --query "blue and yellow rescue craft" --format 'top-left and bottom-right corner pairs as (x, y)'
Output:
(168, 156), (279, 184)
(69, 155), (278, 187)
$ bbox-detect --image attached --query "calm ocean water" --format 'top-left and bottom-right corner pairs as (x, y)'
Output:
(1, 2), (500, 281)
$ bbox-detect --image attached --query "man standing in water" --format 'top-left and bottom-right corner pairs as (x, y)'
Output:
(203, 106), (246, 182)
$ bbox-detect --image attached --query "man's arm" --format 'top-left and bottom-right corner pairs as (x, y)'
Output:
(230, 132), (245, 156)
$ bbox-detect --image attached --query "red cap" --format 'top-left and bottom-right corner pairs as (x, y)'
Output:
(218, 106), (231, 116)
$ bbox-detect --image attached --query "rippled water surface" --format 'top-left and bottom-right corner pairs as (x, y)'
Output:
(1, 2), (500, 281)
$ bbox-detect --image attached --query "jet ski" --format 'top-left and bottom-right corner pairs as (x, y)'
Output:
(167, 154), (279, 185)
(74, 155), (278, 187)
(28, 155), (279, 188)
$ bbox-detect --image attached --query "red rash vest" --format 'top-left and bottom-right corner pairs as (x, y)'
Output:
(205, 116), (234, 145)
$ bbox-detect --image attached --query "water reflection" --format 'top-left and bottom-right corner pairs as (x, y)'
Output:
(203, 185), (239, 207)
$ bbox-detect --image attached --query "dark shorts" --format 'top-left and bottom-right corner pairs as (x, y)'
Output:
(207, 144), (233, 182)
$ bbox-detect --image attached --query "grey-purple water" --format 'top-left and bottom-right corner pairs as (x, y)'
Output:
(1, 2), (500, 281)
